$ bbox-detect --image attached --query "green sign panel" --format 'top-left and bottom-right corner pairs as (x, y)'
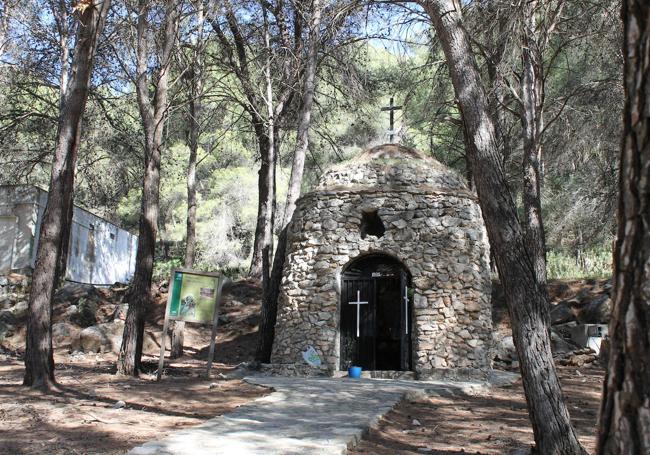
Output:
(168, 271), (220, 323)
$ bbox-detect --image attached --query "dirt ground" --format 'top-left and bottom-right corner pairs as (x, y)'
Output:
(0, 351), (269, 455)
(0, 277), (609, 454)
(350, 366), (604, 455)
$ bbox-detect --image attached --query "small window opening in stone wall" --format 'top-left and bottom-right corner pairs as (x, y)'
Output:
(360, 210), (385, 239)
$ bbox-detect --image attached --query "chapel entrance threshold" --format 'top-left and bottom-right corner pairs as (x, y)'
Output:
(340, 254), (413, 372)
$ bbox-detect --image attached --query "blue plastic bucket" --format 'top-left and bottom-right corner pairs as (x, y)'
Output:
(348, 366), (362, 379)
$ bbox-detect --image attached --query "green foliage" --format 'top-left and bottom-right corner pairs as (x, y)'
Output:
(152, 258), (184, 284)
(547, 244), (613, 280)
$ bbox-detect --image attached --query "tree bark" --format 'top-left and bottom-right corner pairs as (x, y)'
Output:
(117, 0), (178, 376)
(249, 9), (277, 280)
(249, 124), (276, 279)
(23, 0), (111, 390)
(597, 1), (650, 452)
(52, 0), (71, 283)
(256, 0), (322, 362)
(520, 1), (547, 285)
(420, 1), (586, 453)
(171, 0), (204, 360)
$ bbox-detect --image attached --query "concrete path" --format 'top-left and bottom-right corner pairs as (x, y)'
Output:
(128, 376), (489, 455)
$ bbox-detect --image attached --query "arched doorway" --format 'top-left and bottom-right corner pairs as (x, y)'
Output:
(340, 254), (412, 371)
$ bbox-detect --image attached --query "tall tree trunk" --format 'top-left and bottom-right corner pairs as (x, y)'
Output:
(53, 0), (71, 283)
(117, 0), (178, 376)
(23, 0), (111, 390)
(256, 0), (322, 362)
(521, 1), (547, 285)
(249, 10), (277, 280)
(420, 1), (586, 453)
(249, 124), (276, 280)
(171, 0), (204, 359)
(597, 1), (650, 452)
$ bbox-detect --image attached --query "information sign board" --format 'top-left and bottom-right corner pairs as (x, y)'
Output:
(168, 270), (219, 323)
(157, 269), (227, 380)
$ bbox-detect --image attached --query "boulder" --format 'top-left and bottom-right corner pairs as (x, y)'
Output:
(79, 321), (157, 354)
(54, 283), (101, 307)
(576, 294), (611, 324)
(79, 322), (126, 353)
(493, 335), (516, 361)
(550, 301), (575, 325)
(69, 297), (98, 327)
(0, 319), (14, 340)
(0, 297), (13, 310)
(9, 301), (28, 319)
(52, 322), (81, 348)
(80, 325), (111, 353)
(550, 329), (577, 354)
(0, 310), (17, 326)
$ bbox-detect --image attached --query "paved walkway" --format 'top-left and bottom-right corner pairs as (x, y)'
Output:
(128, 376), (490, 455)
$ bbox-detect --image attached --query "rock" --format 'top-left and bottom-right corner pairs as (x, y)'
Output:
(412, 418), (422, 426)
(550, 301), (575, 325)
(69, 297), (98, 327)
(54, 283), (101, 305)
(550, 329), (576, 355)
(0, 310), (17, 326)
(79, 322), (126, 353)
(0, 276), (7, 286)
(79, 326), (111, 353)
(52, 322), (81, 348)
(113, 400), (126, 409)
(9, 300), (28, 319)
(0, 297), (13, 310)
(0, 320), (14, 340)
(494, 335), (516, 361)
(322, 219), (338, 230)
(576, 294), (611, 324)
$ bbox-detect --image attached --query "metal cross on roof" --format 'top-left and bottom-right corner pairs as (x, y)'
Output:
(381, 97), (402, 143)
(349, 290), (368, 338)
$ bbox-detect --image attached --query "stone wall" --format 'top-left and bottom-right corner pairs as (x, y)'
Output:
(271, 155), (493, 376)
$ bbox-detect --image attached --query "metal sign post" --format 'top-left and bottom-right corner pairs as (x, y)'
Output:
(205, 277), (228, 378)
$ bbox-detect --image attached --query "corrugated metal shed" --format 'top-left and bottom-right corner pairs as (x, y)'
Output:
(0, 185), (137, 285)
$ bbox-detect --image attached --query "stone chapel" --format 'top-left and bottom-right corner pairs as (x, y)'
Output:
(270, 144), (493, 379)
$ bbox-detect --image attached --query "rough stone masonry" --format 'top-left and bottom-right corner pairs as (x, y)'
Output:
(271, 144), (493, 378)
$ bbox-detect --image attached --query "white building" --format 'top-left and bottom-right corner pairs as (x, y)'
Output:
(0, 185), (137, 285)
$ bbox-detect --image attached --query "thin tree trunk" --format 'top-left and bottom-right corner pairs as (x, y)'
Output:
(53, 0), (71, 283)
(171, 0), (204, 359)
(23, 0), (110, 390)
(521, 1), (547, 285)
(117, 0), (178, 376)
(597, 1), (650, 452)
(249, 10), (276, 280)
(256, 0), (322, 363)
(249, 125), (275, 280)
(420, 1), (586, 453)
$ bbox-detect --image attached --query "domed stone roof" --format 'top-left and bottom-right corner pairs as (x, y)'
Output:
(315, 144), (471, 195)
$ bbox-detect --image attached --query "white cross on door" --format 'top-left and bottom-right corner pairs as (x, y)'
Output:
(348, 290), (368, 338)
